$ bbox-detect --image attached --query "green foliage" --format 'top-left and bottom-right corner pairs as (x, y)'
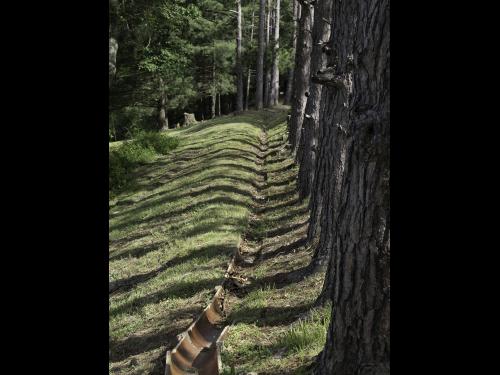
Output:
(109, 106), (157, 141)
(109, 132), (179, 196)
(110, 0), (298, 141)
(135, 131), (180, 155)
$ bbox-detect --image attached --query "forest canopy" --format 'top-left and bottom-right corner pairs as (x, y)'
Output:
(109, 0), (295, 141)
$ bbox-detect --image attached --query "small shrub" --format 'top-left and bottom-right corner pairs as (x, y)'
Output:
(135, 131), (180, 155)
(109, 133), (179, 197)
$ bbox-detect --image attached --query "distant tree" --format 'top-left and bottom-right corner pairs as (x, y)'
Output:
(270, 0), (280, 105)
(284, 0), (298, 105)
(235, 0), (244, 112)
(255, 0), (266, 109)
(264, 0), (272, 107)
(245, 0), (256, 110)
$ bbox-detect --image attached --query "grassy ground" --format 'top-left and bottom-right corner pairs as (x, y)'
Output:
(109, 106), (327, 374)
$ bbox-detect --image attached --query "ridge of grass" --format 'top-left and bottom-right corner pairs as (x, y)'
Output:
(109, 107), (328, 374)
(109, 108), (289, 374)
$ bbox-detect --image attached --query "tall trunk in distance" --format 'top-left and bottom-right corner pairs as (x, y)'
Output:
(284, 0), (298, 105)
(288, 0), (313, 154)
(217, 93), (221, 116)
(245, 2), (256, 110)
(270, 0), (280, 106)
(109, 3), (118, 88)
(255, 0), (266, 109)
(157, 76), (168, 130)
(264, 1), (272, 108)
(109, 37), (118, 88)
(211, 93), (216, 118)
(235, 0), (244, 112)
(312, 0), (390, 373)
(211, 43), (216, 119)
(296, 0), (333, 200)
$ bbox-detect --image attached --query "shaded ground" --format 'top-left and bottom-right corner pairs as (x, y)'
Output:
(221, 116), (328, 375)
(109, 106), (327, 374)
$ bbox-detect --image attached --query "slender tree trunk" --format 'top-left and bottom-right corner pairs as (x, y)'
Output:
(245, 3), (256, 110)
(217, 93), (221, 116)
(255, 0), (266, 110)
(284, 0), (298, 105)
(270, 0), (280, 106)
(211, 43), (216, 119)
(264, 2), (272, 107)
(109, 36), (118, 88)
(312, 0), (390, 373)
(236, 0), (244, 112)
(211, 93), (216, 119)
(296, 0), (333, 200)
(157, 76), (168, 130)
(288, 0), (313, 154)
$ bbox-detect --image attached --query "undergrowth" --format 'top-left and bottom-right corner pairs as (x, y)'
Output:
(109, 131), (179, 197)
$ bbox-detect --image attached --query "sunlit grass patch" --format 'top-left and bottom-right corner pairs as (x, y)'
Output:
(278, 304), (331, 354)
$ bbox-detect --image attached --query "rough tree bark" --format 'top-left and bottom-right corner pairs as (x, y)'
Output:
(270, 0), (280, 106)
(296, 0), (333, 200)
(245, 2), (256, 110)
(236, 0), (244, 112)
(288, 0), (313, 154)
(284, 0), (298, 105)
(264, 1), (272, 107)
(312, 0), (390, 373)
(255, 0), (266, 109)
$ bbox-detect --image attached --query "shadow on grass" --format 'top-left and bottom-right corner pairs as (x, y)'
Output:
(110, 244), (236, 294)
(230, 303), (313, 328)
(110, 195), (250, 233)
(111, 178), (259, 223)
(110, 276), (223, 319)
(109, 305), (201, 365)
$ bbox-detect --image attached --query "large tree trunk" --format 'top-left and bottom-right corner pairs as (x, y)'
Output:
(255, 0), (266, 110)
(270, 0), (280, 106)
(264, 2), (272, 108)
(284, 0), (298, 105)
(288, 0), (313, 154)
(245, 3), (256, 111)
(157, 77), (168, 130)
(236, 0), (244, 112)
(296, 0), (333, 200)
(312, 0), (390, 373)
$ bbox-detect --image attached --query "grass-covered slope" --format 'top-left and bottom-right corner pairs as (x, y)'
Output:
(109, 107), (327, 374)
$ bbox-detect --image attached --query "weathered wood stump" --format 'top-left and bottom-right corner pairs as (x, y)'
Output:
(182, 113), (197, 127)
